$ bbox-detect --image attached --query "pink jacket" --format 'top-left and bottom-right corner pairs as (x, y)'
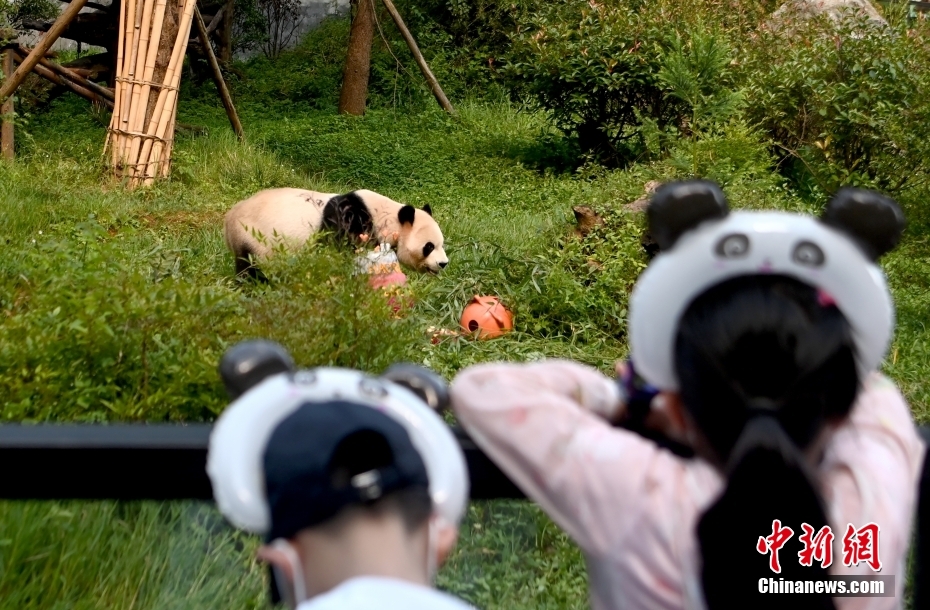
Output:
(450, 360), (926, 610)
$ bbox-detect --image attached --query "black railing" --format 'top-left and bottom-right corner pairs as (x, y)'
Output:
(0, 424), (524, 501)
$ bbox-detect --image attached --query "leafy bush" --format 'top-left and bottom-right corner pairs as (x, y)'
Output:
(739, 7), (930, 195)
(231, 17), (351, 111)
(505, 0), (680, 164)
(232, 0), (271, 55)
(0, 0), (58, 38)
(395, 0), (538, 97)
(657, 26), (743, 145)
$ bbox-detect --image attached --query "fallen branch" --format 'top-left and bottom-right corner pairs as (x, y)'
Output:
(206, 7), (224, 34)
(15, 50), (113, 109)
(18, 45), (114, 101)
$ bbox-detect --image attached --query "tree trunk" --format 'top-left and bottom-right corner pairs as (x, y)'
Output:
(146, 0), (181, 129)
(338, 0), (374, 116)
(219, 0), (233, 62)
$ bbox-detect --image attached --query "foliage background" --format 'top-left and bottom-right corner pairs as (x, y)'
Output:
(2, 0), (929, 608)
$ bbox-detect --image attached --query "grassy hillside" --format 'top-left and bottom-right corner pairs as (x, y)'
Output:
(1, 11), (928, 608)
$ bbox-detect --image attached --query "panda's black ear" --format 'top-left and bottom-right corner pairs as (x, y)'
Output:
(398, 205), (416, 226)
(648, 180), (729, 251)
(422, 204), (433, 216)
(821, 188), (905, 260)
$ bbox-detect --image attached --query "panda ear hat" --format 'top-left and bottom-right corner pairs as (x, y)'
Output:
(630, 180), (905, 391)
(207, 355), (469, 536)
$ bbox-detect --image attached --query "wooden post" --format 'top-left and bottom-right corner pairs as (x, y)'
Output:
(0, 0), (90, 104)
(1, 49), (13, 160)
(219, 0), (233, 63)
(338, 0), (375, 115)
(194, 5), (243, 140)
(380, 0), (455, 116)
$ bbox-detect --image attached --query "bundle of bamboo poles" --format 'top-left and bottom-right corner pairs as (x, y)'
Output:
(106, 0), (197, 187)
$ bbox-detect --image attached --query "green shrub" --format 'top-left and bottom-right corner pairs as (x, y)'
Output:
(505, 0), (680, 165)
(739, 7), (930, 195)
(656, 26), (743, 152)
(395, 0), (538, 98)
(231, 17), (352, 112)
(0, 0), (58, 37)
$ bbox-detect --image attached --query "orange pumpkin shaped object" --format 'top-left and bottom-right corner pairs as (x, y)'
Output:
(460, 296), (513, 339)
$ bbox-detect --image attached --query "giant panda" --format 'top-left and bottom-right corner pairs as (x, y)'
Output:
(223, 188), (448, 278)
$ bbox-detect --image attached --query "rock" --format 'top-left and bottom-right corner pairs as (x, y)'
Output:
(624, 180), (662, 214)
(573, 205), (604, 237)
(769, 0), (887, 31)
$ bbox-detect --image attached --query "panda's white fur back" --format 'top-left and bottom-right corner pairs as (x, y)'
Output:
(224, 188), (335, 262)
(224, 187), (447, 275)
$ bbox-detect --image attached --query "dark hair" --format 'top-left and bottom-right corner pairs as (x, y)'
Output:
(675, 275), (859, 610)
(327, 430), (432, 533)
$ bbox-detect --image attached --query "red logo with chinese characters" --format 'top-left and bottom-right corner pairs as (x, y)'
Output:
(798, 523), (834, 569)
(842, 523), (882, 572)
(756, 520), (794, 573)
(757, 521), (882, 572)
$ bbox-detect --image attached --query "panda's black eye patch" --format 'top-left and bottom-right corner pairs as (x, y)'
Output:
(715, 233), (749, 258)
(423, 242), (435, 258)
(793, 241), (825, 267)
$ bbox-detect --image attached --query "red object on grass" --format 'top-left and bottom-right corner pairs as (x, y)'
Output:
(368, 271), (407, 289)
(460, 295), (513, 339)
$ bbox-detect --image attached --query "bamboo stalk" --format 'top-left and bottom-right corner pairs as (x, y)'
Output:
(126, 0), (168, 178)
(161, 105), (176, 178)
(0, 0), (90, 105)
(1, 49), (13, 160)
(106, 0), (128, 162)
(380, 0), (455, 116)
(117, 0), (140, 140)
(124, 0), (157, 175)
(137, 0), (196, 184)
(121, 0), (151, 164)
(114, 0), (141, 166)
(193, 4), (243, 141)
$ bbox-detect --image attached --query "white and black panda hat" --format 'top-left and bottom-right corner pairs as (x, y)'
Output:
(207, 343), (469, 539)
(629, 181), (905, 391)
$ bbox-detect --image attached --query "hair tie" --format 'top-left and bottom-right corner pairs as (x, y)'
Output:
(817, 289), (837, 308)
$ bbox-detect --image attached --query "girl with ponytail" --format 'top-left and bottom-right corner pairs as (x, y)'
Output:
(450, 181), (926, 609)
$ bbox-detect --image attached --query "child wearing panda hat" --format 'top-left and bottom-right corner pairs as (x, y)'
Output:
(450, 181), (927, 610)
(207, 360), (475, 610)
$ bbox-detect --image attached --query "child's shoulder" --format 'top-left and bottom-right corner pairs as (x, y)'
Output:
(864, 371), (900, 392)
(299, 577), (476, 610)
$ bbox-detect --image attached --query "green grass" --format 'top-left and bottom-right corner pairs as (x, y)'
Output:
(1, 19), (929, 607)
(1, 93), (622, 608)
